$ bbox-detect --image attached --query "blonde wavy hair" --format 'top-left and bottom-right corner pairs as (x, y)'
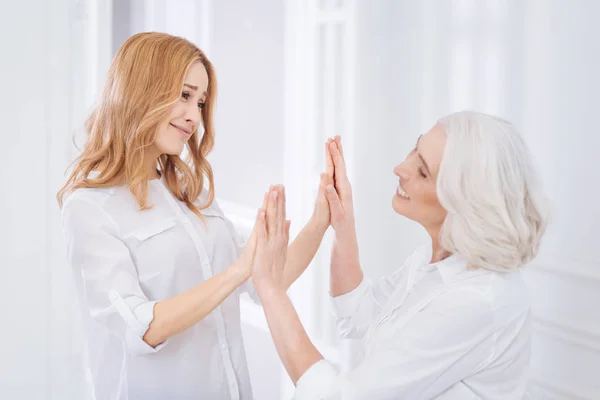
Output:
(57, 32), (216, 217)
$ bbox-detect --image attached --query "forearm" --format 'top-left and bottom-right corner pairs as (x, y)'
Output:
(283, 219), (328, 290)
(259, 288), (324, 384)
(143, 262), (249, 347)
(330, 227), (363, 297)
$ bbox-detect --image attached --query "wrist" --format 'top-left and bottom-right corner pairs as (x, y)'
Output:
(231, 260), (251, 281)
(308, 216), (329, 236)
(256, 283), (288, 304)
(335, 224), (357, 244)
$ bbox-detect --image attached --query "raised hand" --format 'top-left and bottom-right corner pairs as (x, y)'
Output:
(311, 140), (335, 231)
(252, 185), (291, 294)
(235, 187), (274, 277)
(324, 136), (356, 235)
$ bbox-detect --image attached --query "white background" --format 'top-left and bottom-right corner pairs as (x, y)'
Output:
(1, 1), (599, 399)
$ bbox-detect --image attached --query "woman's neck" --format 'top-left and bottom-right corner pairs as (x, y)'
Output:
(145, 152), (161, 180)
(427, 226), (450, 263)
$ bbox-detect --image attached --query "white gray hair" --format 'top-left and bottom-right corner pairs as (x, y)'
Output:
(436, 111), (549, 271)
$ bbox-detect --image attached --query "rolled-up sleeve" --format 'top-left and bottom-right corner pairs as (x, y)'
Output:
(62, 195), (167, 356)
(296, 290), (495, 399)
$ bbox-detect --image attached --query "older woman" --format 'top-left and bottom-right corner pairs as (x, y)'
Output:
(251, 111), (548, 399)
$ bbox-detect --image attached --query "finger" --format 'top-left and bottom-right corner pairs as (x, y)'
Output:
(321, 172), (333, 187)
(267, 189), (278, 236)
(330, 141), (347, 184)
(284, 220), (291, 241)
(276, 186), (284, 234)
(336, 136), (345, 160)
(317, 174), (327, 201)
(281, 185), (287, 222)
(335, 136), (345, 160)
(325, 185), (345, 219)
(255, 208), (267, 241)
(262, 191), (269, 210)
(325, 139), (334, 179)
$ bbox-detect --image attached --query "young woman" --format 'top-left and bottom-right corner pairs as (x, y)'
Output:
(58, 32), (331, 400)
(251, 111), (548, 399)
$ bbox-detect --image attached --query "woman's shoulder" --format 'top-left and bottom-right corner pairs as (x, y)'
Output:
(63, 186), (114, 208)
(61, 185), (130, 225)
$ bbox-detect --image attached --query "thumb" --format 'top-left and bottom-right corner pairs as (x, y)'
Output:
(318, 173), (333, 200)
(246, 229), (257, 250)
(321, 172), (333, 187)
(324, 185), (345, 219)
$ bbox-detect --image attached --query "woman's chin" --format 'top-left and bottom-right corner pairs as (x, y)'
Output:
(163, 145), (185, 156)
(391, 194), (410, 216)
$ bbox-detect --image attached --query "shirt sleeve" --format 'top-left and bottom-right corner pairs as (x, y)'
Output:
(296, 289), (495, 399)
(329, 265), (407, 339)
(61, 194), (168, 356)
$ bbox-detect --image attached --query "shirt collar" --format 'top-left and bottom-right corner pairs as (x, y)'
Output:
(416, 244), (490, 284)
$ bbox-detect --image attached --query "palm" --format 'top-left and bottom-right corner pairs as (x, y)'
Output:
(251, 186), (291, 293)
(325, 136), (355, 232)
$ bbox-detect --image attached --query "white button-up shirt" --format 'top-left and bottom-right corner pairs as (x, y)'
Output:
(61, 176), (257, 400)
(295, 244), (532, 399)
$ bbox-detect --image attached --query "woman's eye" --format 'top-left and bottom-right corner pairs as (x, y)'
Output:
(419, 168), (427, 178)
(181, 92), (190, 100)
(198, 102), (205, 109)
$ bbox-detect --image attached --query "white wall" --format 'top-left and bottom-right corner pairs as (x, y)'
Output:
(0, 0), (75, 398)
(0, 1), (49, 397)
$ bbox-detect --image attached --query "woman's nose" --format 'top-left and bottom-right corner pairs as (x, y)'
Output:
(393, 163), (407, 178)
(185, 104), (201, 127)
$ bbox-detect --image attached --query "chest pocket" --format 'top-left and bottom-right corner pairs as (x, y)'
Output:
(131, 219), (177, 241)
(126, 219), (186, 282)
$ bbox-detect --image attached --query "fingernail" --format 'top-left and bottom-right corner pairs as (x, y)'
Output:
(326, 185), (334, 193)
(272, 191), (278, 199)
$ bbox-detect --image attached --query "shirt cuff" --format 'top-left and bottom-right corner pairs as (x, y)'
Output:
(294, 359), (340, 400)
(110, 290), (168, 356)
(329, 277), (369, 318)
